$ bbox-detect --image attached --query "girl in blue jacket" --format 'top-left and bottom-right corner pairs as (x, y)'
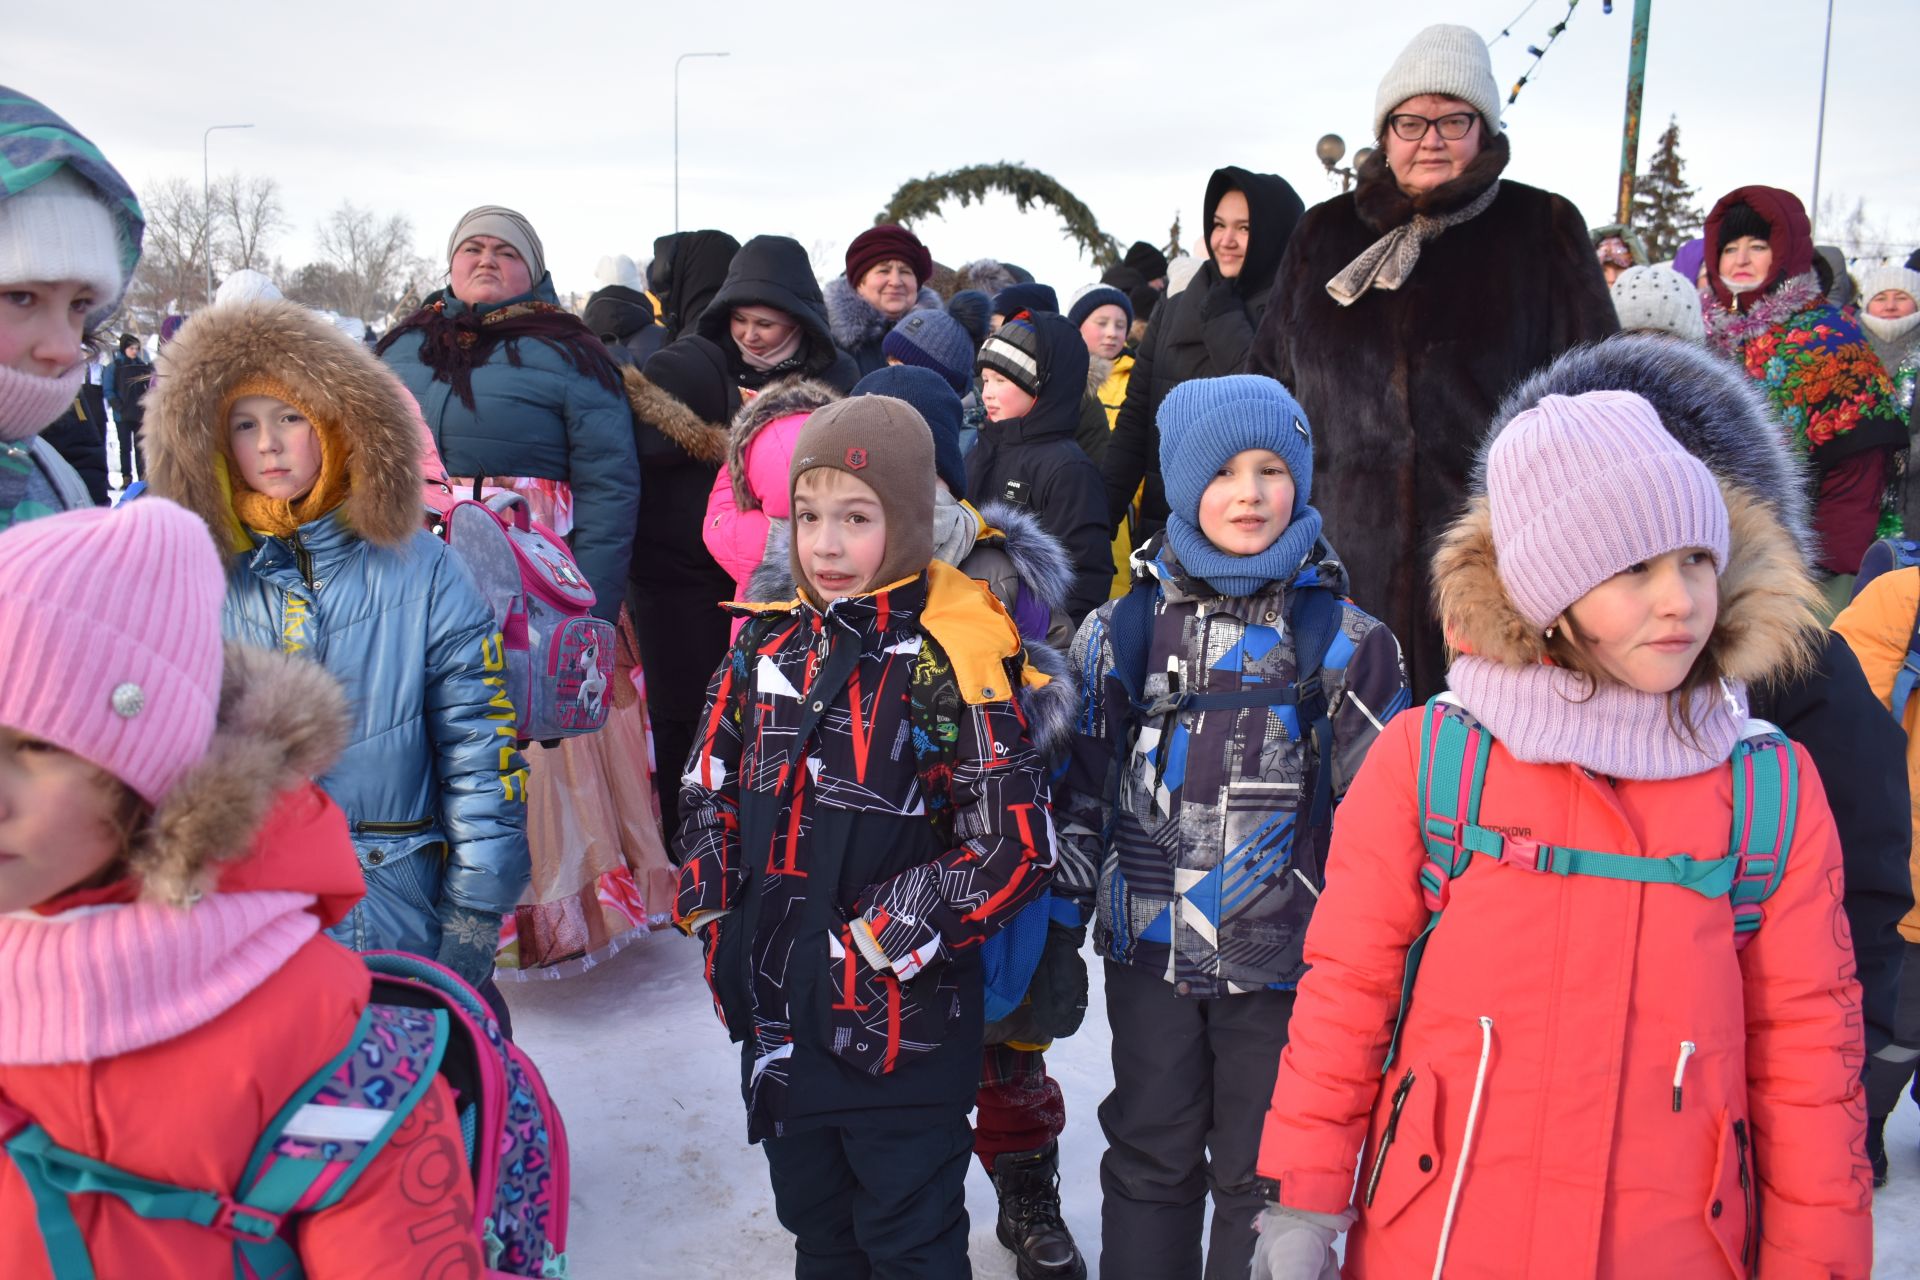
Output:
(143, 298), (531, 1006)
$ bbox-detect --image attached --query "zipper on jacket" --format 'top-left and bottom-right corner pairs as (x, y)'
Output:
(1671, 1040), (1697, 1112)
(1733, 1118), (1756, 1268)
(1363, 1068), (1417, 1207)
(291, 530), (315, 590)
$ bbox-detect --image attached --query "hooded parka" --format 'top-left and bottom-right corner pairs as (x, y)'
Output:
(695, 235), (861, 394)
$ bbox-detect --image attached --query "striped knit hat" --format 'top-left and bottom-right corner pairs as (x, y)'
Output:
(976, 313), (1043, 398)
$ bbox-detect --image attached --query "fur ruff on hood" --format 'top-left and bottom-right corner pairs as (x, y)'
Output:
(1483, 334), (1817, 566)
(622, 365), (728, 465)
(145, 299), (422, 551)
(1431, 482), (1821, 687)
(976, 499), (1075, 613)
(135, 643), (350, 907)
(728, 377), (842, 510)
(823, 274), (944, 353)
(1087, 354), (1114, 399)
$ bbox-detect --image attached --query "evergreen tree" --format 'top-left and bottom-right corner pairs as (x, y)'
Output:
(1631, 117), (1704, 262)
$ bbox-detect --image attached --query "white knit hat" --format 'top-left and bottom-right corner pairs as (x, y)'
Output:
(1856, 264), (1920, 311)
(1374, 24), (1503, 140)
(0, 169), (123, 314)
(1611, 265), (1706, 343)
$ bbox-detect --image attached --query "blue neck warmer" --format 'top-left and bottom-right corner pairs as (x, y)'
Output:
(1165, 504), (1325, 598)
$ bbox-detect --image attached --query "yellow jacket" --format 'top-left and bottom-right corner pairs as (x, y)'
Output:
(1832, 566), (1920, 939)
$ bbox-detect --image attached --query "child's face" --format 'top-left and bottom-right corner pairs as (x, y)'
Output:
(228, 395), (323, 501)
(1079, 305), (1130, 361)
(980, 368), (1036, 422)
(794, 468), (888, 604)
(0, 726), (125, 912)
(1197, 449), (1295, 556)
(1559, 548), (1718, 695)
(0, 280), (92, 376)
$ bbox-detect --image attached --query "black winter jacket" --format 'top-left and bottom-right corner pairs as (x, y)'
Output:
(42, 388), (109, 505)
(696, 235), (861, 394)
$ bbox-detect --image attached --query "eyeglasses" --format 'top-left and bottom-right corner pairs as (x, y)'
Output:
(1386, 112), (1479, 143)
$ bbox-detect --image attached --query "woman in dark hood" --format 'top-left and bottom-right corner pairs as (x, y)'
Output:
(656, 229), (741, 342)
(695, 235), (860, 394)
(1101, 165), (1304, 545)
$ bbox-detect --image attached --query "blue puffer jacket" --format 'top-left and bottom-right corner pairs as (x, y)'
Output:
(380, 275), (640, 621)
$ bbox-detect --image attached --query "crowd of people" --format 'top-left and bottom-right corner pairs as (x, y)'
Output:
(3, 16), (1920, 1279)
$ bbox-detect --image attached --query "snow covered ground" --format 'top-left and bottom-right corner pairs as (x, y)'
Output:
(509, 932), (1920, 1278)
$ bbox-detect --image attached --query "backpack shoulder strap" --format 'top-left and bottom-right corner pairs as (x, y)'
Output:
(1727, 721), (1799, 949)
(1288, 586), (1343, 841)
(1104, 575), (1161, 714)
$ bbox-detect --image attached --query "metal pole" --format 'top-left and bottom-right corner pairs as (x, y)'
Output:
(202, 123), (254, 305)
(673, 52), (729, 234)
(1810, 0), (1835, 238)
(1615, 0), (1652, 226)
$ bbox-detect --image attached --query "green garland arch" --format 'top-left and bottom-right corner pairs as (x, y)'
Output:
(878, 163), (1122, 271)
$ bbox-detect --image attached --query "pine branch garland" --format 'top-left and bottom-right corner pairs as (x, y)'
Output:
(878, 162), (1122, 270)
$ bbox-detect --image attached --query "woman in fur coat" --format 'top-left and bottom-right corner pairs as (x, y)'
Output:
(1246, 24), (1618, 702)
(825, 223), (944, 377)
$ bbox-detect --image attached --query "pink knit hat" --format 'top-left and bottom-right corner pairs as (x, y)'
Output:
(1487, 390), (1729, 629)
(0, 500), (225, 804)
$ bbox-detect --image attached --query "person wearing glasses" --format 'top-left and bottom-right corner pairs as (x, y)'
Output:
(1247, 23), (1618, 704)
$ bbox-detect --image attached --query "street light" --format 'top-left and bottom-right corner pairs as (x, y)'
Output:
(674, 52), (730, 233)
(1315, 134), (1373, 193)
(203, 122), (254, 306)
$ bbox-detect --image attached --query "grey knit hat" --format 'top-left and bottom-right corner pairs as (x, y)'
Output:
(1610, 265), (1705, 343)
(1373, 24), (1502, 140)
(447, 205), (546, 284)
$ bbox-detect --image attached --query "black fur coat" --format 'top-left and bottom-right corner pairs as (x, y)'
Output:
(1248, 135), (1618, 699)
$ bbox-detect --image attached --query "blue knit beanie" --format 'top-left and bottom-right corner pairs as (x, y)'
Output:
(946, 289), (992, 347)
(992, 282), (1058, 318)
(1067, 284), (1133, 330)
(852, 364), (968, 497)
(881, 308), (973, 395)
(1159, 375), (1314, 521)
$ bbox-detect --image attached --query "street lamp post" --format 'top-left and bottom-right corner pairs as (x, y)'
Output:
(1314, 134), (1374, 193)
(674, 52), (730, 234)
(202, 122), (254, 306)
(1809, 0), (1835, 238)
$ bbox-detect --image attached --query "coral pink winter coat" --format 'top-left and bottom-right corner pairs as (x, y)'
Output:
(1258, 490), (1871, 1279)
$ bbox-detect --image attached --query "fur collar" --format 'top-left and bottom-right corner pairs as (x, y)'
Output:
(135, 644), (350, 907)
(622, 365), (727, 464)
(975, 499), (1076, 612)
(823, 274), (944, 352)
(1430, 485), (1822, 687)
(1086, 354), (1113, 398)
(1353, 131), (1512, 234)
(727, 377), (841, 509)
(146, 300), (422, 550)
(1705, 270), (1825, 354)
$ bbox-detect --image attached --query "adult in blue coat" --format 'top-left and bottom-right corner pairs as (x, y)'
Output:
(378, 206), (638, 621)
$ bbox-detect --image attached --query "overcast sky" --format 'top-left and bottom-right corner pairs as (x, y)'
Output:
(7, 0), (1913, 305)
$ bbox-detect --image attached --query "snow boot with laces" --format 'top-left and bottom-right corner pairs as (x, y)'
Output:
(991, 1140), (1086, 1280)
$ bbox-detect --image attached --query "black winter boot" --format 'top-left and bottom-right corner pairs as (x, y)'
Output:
(991, 1141), (1086, 1280)
(1869, 1113), (1890, 1188)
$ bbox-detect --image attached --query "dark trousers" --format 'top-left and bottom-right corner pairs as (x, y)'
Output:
(974, 1043), (1065, 1170)
(1868, 940), (1920, 1117)
(762, 1117), (974, 1279)
(1097, 960), (1295, 1280)
(114, 407), (142, 485)
(651, 713), (697, 848)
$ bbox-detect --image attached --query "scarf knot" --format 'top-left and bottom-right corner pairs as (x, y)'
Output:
(1328, 181), (1501, 306)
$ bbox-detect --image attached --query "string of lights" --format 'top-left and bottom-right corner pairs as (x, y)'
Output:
(1504, 0), (1583, 108)
(1485, 0), (1544, 47)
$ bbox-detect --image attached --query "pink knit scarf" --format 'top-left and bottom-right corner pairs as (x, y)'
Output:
(0, 891), (320, 1064)
(0, 361), (85, 442)
(1448, 656), (1747, 782)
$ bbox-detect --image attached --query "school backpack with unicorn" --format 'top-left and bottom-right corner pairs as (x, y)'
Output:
(438, 487), (614, 746)
(1, 951), (571, 1279)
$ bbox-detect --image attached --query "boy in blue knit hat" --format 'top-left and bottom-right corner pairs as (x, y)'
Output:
(1054, 374), (1408, 1277)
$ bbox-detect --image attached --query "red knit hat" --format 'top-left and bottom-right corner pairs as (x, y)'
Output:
(845, 224), (932, 289)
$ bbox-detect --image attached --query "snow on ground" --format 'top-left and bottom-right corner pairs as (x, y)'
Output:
(508, 932), (1920, 1278)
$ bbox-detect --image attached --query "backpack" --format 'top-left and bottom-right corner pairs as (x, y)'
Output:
(1383, 694), (1799, 1072)
(1, 952), (570, 1280)
(440, 487), (615, 747)
(1849, 537), (1920, 721)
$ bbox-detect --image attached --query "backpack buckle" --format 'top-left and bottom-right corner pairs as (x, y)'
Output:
(1496, 834), (1557, 874)
(210, 1196), (283, 1243)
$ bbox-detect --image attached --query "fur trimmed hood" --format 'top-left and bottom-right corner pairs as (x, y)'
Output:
(823, 274), (944, 353)
(1431, 482), (1821, 686)
(623, 364), (728, 465)
(145, 299), (422, 551)
(1483, 334), (1816, 565)
(728, 377), (842, 509)
(976, 499), (1075, 613)
(135, 643), (351, 907)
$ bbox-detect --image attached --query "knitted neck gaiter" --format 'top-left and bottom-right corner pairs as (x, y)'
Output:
(0, 891), (319, 1064)
(0, 361), (85, 442)
(1448, 656), (1747, 781)
(1165, 503), (1324, 599)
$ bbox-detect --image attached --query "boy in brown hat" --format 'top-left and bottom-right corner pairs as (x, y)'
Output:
(674, 394), (1062, 1276)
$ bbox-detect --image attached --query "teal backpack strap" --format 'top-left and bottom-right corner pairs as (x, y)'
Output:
(1727, 724), (1798, 948)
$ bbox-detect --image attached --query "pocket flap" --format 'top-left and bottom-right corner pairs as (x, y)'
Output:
(1363, 1060), (1443, 1228)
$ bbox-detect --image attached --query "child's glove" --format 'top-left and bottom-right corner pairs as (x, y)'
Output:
(1025, 921), (1090, 1040)
(435, 904), (504, 989)
(1248, 1203), (1353, 1280)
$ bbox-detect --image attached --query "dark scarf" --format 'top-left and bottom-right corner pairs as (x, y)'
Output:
(376, 294), (623, 411)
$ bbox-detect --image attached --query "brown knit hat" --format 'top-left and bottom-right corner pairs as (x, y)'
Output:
(787, 396), (934, 605)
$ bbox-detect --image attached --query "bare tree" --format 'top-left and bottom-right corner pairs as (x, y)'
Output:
(212, 173), (286, 275)
(1815, 194), (1920, 266)
(315, 202), (421, 321)
(123, 176), (213, 321)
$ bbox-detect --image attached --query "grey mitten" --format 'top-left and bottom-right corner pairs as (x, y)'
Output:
(1248, 1203), (1353, 1280)
(435, 904), (504, 989)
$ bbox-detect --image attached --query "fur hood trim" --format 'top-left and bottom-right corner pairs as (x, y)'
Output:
(1087, 354), (1113, 398)
(1013, 631), (1078, 763)
(622, 365), (727, 464)
(1354, 130), (1511, 233)
(145, 299), (423, 551)
(1431, 483), (1822, 685)
(728, 377), (842, 509)
(135, 643), (350, 906)
(975, 500), (1075, 612)
(823, 274), (944, 353)
(1484, 334), (1816, 565)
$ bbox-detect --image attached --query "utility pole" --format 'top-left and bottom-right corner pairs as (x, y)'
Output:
(1810, 0), (1835, 238)
(1614, 0), (1652, 226)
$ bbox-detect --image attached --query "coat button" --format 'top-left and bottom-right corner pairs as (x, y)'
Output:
(1418, 1154), (1434, 1172)
(811, 700), (824, 712)
(1710, 1200), (1722, 1218)
(1175, 981), (1192, 996)
(367, 850), (385, 865)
